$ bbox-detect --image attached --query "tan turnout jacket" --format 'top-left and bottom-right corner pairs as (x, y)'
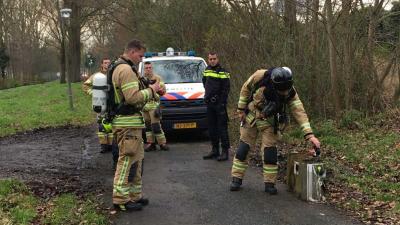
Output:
(237, 69), (313, 138)
(111, 59), (155, 129)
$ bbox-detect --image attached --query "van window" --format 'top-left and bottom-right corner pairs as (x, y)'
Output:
(146, 60), (206, 83)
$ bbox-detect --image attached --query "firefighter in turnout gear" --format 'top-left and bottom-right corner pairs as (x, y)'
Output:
(110, 39), (161, 211)
(82, 58), (112, 153)
(230, 67), (321, 194)
(202, 52), (231, 161)
(142, 62), (169, 152)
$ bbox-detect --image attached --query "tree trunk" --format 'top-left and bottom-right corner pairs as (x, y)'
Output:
(342, 0), (352, 110)
(284, 0), (297, 57)
(395, 63), (400, 102)
(325, 0), (341, 115)
(58, 0), (66, 83)
(310, 0), (321, 114)
(60, 35), (66, 83)
(284, 0), (296, 37)
(365, 0), (385, 111)
(0, 0), (3, 46)
(392, 35), (400, 103)
(66, 0), (82, 83)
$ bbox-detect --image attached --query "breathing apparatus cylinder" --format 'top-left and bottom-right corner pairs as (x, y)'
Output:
(92, 72), (108, 113)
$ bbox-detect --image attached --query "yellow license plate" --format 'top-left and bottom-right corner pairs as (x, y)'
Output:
(173, 122), (197, 129)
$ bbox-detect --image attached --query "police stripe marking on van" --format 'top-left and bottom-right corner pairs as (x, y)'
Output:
(161, 92), (205, 100)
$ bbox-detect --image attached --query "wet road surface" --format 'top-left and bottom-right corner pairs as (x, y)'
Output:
(109, 132), (361, 225)
(0, 127), (361, 225)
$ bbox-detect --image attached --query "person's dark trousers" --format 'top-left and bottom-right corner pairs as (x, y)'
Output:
(206, 103), (230, 154)
(112, 139), (119, 169)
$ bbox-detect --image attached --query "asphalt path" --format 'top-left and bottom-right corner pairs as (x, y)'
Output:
(105, 132), (361, 225)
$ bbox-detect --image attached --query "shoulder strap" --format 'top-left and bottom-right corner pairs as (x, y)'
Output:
(105, 59), (128, 120)
(248, 69), (273, 103)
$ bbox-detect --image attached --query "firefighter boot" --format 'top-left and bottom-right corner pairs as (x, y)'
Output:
(113, 201), (143, 211)
(217, 148), (229, 161)
(203, 146), (220, 160)
(230, 177), (242, 191)
(265, 182), (278, 195)
(160, 144), (169, 151)
(145, 143), (156, 152)
(100, 144), (110, 153)
(137, 198), (149, 206)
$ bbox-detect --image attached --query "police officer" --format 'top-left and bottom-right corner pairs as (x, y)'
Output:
(230, 67), (321, 194)
(142, 62), (169, 152)
(110, 39), (160, 211)
(82, 58), (113, 153)
(202, 52), (231, 161)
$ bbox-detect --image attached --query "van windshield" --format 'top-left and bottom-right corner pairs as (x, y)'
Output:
(146, 59), (206, 83)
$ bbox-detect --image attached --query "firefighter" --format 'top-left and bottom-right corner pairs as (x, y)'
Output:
(110, 39), (160, 211)
(202, 52), (231, 161)
(82, 58), (112, 153)
(230, 67), (321, 194)
(142, 62), (169, 152)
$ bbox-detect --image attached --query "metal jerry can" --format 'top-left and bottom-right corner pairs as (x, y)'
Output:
(287, 152), (326, 202)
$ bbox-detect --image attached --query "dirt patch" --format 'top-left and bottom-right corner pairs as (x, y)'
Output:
(0, 125), (113, 199)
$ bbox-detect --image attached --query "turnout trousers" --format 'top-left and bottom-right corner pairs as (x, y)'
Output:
(97, 130), (113, 145)
(143, 109), (166, 145)
(112, 128), (144, 204)
(97, 116), (113, 146)
(231, 122), (280, 183)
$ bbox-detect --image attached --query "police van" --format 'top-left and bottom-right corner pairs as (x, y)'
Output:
(138, 48), (208, 132)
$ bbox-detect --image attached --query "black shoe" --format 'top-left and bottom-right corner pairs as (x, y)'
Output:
(265, 182), (278, 195)
(217, 149), (229, 161)
(160, 144), (169, 151)
(100, 144), (110, 153)
(230, 177), (242, 191)
(145, 143), (156, 152)
(113, 201), (143, 211)
(136, 198), (149, 206)
(203, 147), (219, 160)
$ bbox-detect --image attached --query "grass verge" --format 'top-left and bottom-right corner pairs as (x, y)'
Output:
(0, 81), (94, 137)
(283, 109), (400, 224)
(0, 82), (107, 224)
(0, 179), (107, 225)
(0, 179), (38, 225)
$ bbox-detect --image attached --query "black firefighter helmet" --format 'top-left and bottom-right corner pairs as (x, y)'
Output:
(270, 67), (293, 91)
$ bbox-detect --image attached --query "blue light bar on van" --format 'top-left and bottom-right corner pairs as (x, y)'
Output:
(145, 51), (194, 57)
(144, 52), (158, 58)
(187, 50), (196, 56)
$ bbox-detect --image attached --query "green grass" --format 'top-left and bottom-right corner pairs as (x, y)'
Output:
(44, 194), (107, 225)
(0, 82), (108, 224)
(0, 179), (38, 224)
(0, 81), (94, 137)
(0, 179), (108, 225)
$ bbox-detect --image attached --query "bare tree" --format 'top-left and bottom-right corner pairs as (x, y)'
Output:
(342, 0), (353, 109)
(41, 0), (67, 83)
(325, 0), (341, 114)
(309, 0), (321, 113)
(284, 0), (297, 58)
(1, 0), (44, 83)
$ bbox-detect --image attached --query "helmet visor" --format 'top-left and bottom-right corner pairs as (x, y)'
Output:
(273, 80), (293, 91)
